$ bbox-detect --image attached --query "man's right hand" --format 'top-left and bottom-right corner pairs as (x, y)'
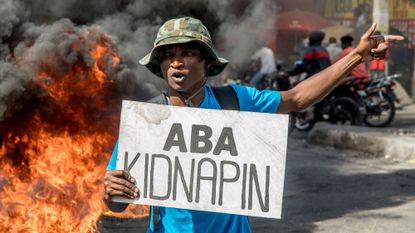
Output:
(103, 170), (139, 201)
(356, 23), (404, 62)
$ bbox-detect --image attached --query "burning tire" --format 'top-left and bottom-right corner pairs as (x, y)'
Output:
(96, 215), (149, 233)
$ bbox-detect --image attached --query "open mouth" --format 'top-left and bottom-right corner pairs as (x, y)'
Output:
(171, 71), (185, 81)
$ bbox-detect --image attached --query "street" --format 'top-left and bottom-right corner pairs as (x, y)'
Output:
(250, 106), (415, 233)
(390, 105), (415, 130)
(95, 107), (415, 233)
(2, 1), (415, 232)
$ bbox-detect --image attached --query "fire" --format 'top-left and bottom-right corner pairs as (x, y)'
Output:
(0, 27), (148, 232)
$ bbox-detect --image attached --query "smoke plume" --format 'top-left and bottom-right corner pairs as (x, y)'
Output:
(0, 1), (277, 231)
(0, 0), (277, 120)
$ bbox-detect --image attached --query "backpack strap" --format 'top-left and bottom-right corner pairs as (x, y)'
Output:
(149, 205), (159, 232)
(211, 86), (240, 110)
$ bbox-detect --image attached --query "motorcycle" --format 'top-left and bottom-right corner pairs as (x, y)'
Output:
(262, 70), (364, 132)
(259, 71), (290, 90)
(242, 64), (296, 134)
(293, 92), (364, 131)
(335, 74), (400, 127)
(258, 70), (296, 134)
(362, 73), (401, 127)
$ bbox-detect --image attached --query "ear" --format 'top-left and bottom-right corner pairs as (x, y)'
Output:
(204, 55), (212, 67)
(205, 61), (212, 77)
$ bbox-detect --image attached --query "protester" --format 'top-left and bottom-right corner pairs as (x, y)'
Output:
(294, 35), (307, 60)
(369, 31), (388, 80)
(326, 37), (342, 61)
(286, 31), (331, 79)
(355, 3), (370, 28)
(334, 35), (370, 84)
(103, 16), (402, 233)
(248, 43), (277, 88)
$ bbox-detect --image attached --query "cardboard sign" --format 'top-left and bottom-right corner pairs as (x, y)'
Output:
(114, 100), (288, 219)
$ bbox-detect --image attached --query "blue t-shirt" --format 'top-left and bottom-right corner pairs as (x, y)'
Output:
(107, 84), (281, 233)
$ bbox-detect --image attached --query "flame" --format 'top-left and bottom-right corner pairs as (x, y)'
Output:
(0, 28), (148, 232)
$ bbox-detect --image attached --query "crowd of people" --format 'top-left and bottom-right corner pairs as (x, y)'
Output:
(246, 30), (388, 89)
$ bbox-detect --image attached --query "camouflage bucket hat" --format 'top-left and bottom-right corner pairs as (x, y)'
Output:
(139, 17), (229, 78)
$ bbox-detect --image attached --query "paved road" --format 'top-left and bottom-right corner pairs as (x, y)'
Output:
(389, 104), (415, 129)
(97, 105), (415, 233)
(250, 138), (415, 233)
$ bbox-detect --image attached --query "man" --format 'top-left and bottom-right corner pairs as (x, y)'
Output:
(287, 31), (331, 79)
(355, 3), (370, 28)
(369, 31), (388, 80)
(103, 17), (402, 233)
(249, 43), (277, 88)
(335, 35), (370, 85)
(326, 37), (342, 61)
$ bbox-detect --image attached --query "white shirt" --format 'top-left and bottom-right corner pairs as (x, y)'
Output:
(326, 43), (342, 61)
(252, 47), (276, 74)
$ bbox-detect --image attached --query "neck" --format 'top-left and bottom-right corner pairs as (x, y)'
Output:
(167, 81), (206, 107)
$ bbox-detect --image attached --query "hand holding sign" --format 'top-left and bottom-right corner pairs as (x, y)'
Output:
(103, 170), (139, 200)
(356, 23), (404, 62)
(114, 101), (288, 219)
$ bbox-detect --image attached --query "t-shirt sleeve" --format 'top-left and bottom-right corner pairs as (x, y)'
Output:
(230, 84), (281, 113)
(106, 140), (118, 170)
(251, 49), (262, 60)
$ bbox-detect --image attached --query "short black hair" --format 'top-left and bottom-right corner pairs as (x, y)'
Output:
(340, 35), (354, 45)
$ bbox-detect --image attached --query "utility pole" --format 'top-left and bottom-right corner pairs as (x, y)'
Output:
(372, 0), (389, 35)
(372, 0), (390, 76)
(373, 0), (414, 101)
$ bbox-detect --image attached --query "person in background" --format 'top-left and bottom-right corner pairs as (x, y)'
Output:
(334, 35), (369, 85)
(286, 31), (331, 79)
(249, 42), (277, 88)
(355, 3), (369, 28)
(369, 31), (388, 80)
(326, 37), (342, 61)
(102, 16), (402, 233)
(294, 35), (308, 60)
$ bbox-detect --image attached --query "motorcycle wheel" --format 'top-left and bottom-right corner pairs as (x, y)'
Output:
(288, 112), (296, 134)
(331, 97), (363, 125)
(294, 112), (315, 131)
(363, 93), (395, 127)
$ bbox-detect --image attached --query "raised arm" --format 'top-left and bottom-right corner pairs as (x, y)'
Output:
(277, 23), (404, 114)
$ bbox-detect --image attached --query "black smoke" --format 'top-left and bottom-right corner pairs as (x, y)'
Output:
(0, 0), (277, 120)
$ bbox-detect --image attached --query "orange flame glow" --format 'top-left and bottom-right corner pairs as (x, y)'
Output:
(0, 29), (148, 232)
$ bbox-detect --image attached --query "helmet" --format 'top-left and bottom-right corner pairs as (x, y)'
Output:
(308, 31), (325, 46)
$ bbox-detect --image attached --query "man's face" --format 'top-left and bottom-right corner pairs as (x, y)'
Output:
(158, 43), (207, 95)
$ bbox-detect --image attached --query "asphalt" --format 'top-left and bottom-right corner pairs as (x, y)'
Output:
(307, 104), (415, 163)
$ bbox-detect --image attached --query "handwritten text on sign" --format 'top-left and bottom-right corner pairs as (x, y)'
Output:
(114, 101), (288, 219)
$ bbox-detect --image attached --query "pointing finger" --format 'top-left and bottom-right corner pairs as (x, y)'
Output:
(384, 35), (405, 42)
